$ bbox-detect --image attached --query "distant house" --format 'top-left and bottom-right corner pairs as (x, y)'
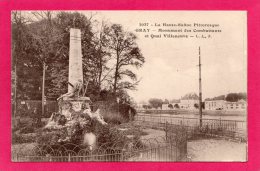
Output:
(205, 100), (225, 110)
(225, 99), (247, 110)
(180, 93), (199, 110)
(205, 99), (247, 111)
(162, 104), (170, 110)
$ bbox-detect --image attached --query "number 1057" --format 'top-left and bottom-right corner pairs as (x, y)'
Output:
(139, 23), (149, 26)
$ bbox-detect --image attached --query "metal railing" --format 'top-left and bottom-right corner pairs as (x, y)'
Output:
(12, 136), (187, 162)
(135, 114), (247, 140)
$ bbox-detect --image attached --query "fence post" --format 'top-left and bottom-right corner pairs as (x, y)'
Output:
(90, 149), (93, 161)
(49, 155), (52, 162)
(68, 153), (71, 162)
(15, 153), (19, 162)
(165, 121), (168, 141)
(120, 150), (125, 161)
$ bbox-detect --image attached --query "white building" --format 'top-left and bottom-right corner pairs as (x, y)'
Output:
(162, 104), (170, 110)
(205, 99), (247, 111)
(180, 93), (199, 110)
(205, 100), (225, 110)
(225, 99), (247, 110)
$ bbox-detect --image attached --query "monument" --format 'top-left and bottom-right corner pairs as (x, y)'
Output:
(68, 28), (83, 93)
(46, 28), (106, 128)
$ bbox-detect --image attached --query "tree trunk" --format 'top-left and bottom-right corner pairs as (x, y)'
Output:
(113, 50), (119, 93)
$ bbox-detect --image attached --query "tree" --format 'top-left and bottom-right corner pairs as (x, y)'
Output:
(226, 93), (247, 102)
(11, 12), (145, 105)
(143, 105), (152, 109)
(168, 104), (173, 109)
(12, 11), (44, 100)
(108, 24), (145, 94)
(44, 12), (95, 99)
(12, 11), (32, 118)
(148, 98), (163, 109)
(205, 95), (225, 101)
(164, 99), (169, 104)
(194, 103), (199, 109)
(91, 21), (112, 92)
(174, 104), (180, 109)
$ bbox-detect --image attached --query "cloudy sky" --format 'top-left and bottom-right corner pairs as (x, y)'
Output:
(83, 11), (247, 102)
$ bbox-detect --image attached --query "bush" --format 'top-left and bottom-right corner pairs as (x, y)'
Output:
(103, 112), (127, 124)
(12, 133), (36, 144)
(93, 101), (136, 124)
(19, 126), (35, 134)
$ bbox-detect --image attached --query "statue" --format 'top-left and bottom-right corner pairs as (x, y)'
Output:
(45, 28), (107, 131)
(57, 79), (83, 101)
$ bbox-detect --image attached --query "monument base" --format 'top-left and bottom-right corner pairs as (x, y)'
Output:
(59, 96), (91, 120)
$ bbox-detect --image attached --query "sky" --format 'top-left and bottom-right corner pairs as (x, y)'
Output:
(82, 11), (247, 103)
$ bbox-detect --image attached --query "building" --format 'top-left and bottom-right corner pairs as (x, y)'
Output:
(205, 100), (225, 110)
(205, 99), (247, 111)
(162, 104), (170, 110)
(180, 93), (199, 110)
(225, 99), (247, 110)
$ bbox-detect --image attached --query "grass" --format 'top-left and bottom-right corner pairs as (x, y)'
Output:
(117, 122), (149, 136)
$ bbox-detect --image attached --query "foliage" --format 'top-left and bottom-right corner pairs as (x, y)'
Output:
(12, 133), (36, 144)
(148, 98), (163, 109)
(11, 11), (145, 103)
(225, 93), (247, 102)
(95, 101), (136, 124)
(34, 118), (133, 155)
(168, 104), (173, 109)
(142, 104), (152, 109)
(107, 24), (145, 93)
(181, 92), (199, 100)
(205, 93), (247, 102)
(19, 126), (35, 134)
(194, 103), (199, 109)
(174, 104), (180, 109)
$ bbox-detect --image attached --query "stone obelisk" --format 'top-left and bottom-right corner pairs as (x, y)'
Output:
(68, 28), (83, 93)
(58, 28), (90, 117)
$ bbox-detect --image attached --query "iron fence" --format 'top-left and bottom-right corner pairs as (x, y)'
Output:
(134, 114), (247, 140)
(12, 136), (187, 162)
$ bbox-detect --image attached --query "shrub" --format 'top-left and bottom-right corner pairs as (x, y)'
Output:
(19, 126), (35, 134)
(102, 112), (127, 124)
(12, 133), (36, 144)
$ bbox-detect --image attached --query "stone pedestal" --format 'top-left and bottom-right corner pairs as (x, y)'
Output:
(59, 97), (91, 120)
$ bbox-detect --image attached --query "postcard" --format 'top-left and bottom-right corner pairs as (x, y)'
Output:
(10, 10), (247, 162)
(1, 1), (260, 170)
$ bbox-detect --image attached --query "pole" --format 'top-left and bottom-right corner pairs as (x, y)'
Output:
(42, 62), (46, 119)
(199, 46), (203, 128)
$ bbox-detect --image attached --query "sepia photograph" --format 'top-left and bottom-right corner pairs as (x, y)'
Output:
(11, 10), (247, 162)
